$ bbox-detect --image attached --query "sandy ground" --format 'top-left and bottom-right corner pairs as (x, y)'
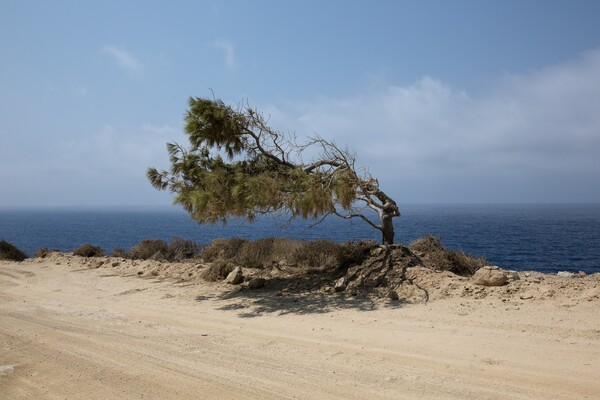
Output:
(1, 256), (600, 399)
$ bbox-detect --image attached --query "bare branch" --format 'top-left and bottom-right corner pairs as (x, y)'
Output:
(332, 209), (382, 231)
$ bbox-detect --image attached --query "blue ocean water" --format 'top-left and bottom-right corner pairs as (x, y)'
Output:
(1, 204), (599, 274)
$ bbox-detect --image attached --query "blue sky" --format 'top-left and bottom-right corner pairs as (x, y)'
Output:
(1, 0), (600, 207)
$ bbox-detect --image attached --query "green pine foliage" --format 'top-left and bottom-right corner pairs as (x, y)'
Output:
(148, 97), (400, 243)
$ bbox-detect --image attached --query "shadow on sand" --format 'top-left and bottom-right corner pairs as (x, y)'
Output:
(196, 275), (407, 318)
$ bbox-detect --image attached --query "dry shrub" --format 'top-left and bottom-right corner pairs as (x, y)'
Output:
(0, 240), (28, 261)
(73, 244), (104, 258)
(203, 237), (248, 263)
(128, 239), (169, 260)
(446, 251), (487, 276)
(111, 238), (201, 261)
(199, 237), (374, 271)
(34, 247), (60, 258)
(201, 260), (235, 282)
(409, 235), (485, 276)
(291, 240), (342, 270)
(237, 238), (303, 268)
(168, 237), (203, 261)
(337, 240), (377, 268)
(111, 248), (129, 258)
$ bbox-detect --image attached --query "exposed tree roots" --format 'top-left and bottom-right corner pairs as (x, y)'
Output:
(338, 244), (430, 301)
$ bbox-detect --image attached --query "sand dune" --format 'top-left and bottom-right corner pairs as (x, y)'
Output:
(1, 255), (599, 399)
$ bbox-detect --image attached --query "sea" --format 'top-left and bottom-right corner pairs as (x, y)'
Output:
(1, 204), (599, 274)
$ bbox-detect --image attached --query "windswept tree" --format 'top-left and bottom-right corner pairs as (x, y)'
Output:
(147, 97), (400, 244)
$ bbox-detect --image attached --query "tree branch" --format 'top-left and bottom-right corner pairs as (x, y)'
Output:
(332, 209), (382, 231)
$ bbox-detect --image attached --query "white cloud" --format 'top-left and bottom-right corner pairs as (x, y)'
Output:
(141, 123), (178, 136)
(213, 38), (235, 71)
(103, 45), (142, 72)
(54, 122), (182, 178)
(264, 49), (600, 202)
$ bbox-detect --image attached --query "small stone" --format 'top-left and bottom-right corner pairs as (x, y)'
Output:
(137, 271), (143, 275)
(112, 262), (120, 267)
(334, 277), (348, 292)
(225, 266), (244, 285)
(505, 271), (520, 281)
(248, 277), (266, 289)
(578, 271), (587, 278)
(387, 290), (399, 301)
(472, 266), (508, 287)
(520, 293), (534, 300)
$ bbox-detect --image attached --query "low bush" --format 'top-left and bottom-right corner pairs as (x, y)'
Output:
(128, 239), (169, 260)
(409, 235), (486, 276)
(168, 237), (203, 261)
(201, 259), (235, 282)
(199, 237), (375, 271)
(203, 237), (248, 263)
(110, 248), (129, 258)
(337, 240), (377, 268)
(109, 238), (202, 261)
(291, 240), (342, 270)
(73, 244), (104, 258)
(0, 240), (28, 261)
(34, 247), (61, 258)
(446, 251), (487, 276)
(237, 238), (303, 268)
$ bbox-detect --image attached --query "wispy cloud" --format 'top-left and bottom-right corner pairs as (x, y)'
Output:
(214, 38), (235, 71)
(102, 45), (142, 72)
(265, 48), (600, 202)
(141, 123), (178, 136)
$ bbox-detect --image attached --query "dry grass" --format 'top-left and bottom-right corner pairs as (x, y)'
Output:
(237, 238), (303, 268)
(73, 244), (104, 258)
(117, 238), (203, 261)
(110, 248), (129, 258)
(409, 235), (486, 276)
(290, 240), (342, 270)
(168, 237), (203, 261)
(34, 247), (60, 259)
(201, 260), (236, 282)
(203, 237), (248, 263)
(336, 240), (377, 268)
(201, 237), (376, 272)
(128, 239), (169, 260)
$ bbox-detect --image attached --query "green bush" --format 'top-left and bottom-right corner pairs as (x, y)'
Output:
(0, 240), (28, 261)
(73, 244), (104, 258)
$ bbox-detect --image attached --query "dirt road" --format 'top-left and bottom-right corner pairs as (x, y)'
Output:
(1, 258), (599, 399)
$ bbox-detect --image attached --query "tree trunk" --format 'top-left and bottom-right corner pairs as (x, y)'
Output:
(381, 215), (395, 245)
